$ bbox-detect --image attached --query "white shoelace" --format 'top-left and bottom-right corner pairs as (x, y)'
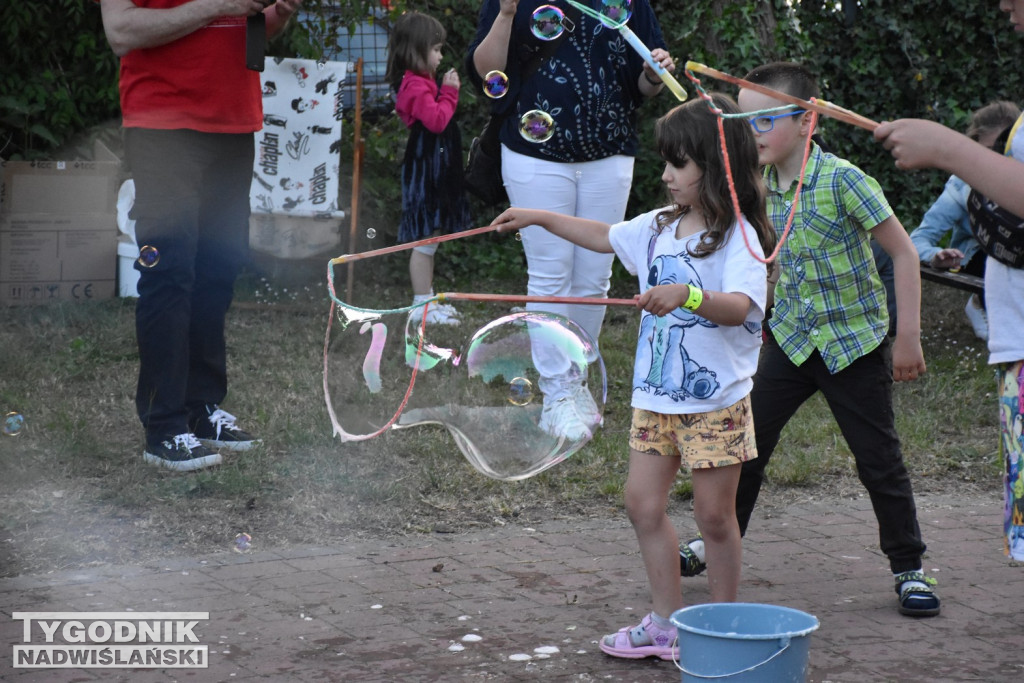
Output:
(171, 433), (203, 450)
(208, 409), (239, 437)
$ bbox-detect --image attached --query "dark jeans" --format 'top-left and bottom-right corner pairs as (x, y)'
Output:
(741, 336), (927, 573)
(124, 128), (254, 445)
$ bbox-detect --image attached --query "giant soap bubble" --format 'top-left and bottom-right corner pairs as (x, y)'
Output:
(324, 303), (605, 481)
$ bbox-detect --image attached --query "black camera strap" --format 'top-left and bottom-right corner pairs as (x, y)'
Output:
(246, 12), (267, 71)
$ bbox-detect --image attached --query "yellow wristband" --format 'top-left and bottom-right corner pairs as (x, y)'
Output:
(682, 284), (704, 311)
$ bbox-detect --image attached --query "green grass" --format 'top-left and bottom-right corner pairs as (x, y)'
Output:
(0, 262), (1001, 575)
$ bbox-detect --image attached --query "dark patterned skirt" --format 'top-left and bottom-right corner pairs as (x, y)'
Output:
(398, 120), (473, 243)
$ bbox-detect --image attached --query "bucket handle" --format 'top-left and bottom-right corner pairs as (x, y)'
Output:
(672, 636), (792, 679)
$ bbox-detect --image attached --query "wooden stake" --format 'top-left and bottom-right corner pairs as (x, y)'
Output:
(346, 58), (365, 302)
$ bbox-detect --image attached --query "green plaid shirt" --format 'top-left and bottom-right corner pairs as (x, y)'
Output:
(765, 143), (891, 373)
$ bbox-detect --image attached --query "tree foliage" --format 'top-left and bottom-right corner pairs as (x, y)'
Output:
(3, 0), (1023, 276)
(0, 1), (120, 160)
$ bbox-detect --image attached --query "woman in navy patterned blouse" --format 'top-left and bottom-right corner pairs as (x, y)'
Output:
(467, 0), (676, 438)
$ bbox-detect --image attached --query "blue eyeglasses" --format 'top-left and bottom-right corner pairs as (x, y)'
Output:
(748, 109), (806, 133)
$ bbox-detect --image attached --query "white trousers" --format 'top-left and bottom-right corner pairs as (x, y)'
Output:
(501, 146), (634, 344)
(502, 146), (634, 399)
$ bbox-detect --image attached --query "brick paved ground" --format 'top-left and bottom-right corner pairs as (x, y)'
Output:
(0, 490), (1019, 682)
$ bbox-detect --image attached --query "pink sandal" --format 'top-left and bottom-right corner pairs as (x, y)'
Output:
(599, 613), (677, 660)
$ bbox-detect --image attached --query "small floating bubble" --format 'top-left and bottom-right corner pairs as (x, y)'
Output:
(138, 245), (160, 268)
(3, 412), (25, 437)
(508, 377), (535, 406)
(519, 110), (555, 143)
(483, 70), (509, 99)
(599, 0), (633, 25)
(531, 5), (566, 41)
(233, 533), (252, 553)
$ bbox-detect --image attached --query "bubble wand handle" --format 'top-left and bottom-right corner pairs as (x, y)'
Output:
(441, 292), (639, 306)
(684, 61), (878, 131)
(329, 225), (502, 266)
(563, 0), (686, 102)
(617, 24), (687, 102)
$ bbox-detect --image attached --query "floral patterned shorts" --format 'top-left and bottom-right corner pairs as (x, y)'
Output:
(629, 396), (757, 469)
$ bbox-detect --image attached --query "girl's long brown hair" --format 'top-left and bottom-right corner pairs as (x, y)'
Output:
(654, 94), (775, 259)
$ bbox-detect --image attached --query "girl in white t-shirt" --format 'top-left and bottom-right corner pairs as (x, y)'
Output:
(491, 94), (776, 661)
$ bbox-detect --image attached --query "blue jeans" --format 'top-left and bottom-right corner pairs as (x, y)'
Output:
(741, 336), (927, 573)
(125, 128), (254, 445)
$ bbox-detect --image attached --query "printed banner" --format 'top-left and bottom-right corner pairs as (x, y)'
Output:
(251, 58), (348, 218)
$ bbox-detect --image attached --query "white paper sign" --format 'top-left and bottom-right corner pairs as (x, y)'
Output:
(251, 57), (349, 218)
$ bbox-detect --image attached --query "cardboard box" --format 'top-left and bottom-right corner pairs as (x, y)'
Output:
(0, 280), (116, 304)
(0, 142), (120, 304)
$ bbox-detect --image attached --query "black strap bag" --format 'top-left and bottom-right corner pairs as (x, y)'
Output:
(967, 124), (1024, 269)
(967, 188), (1024, 268)
(464, 115), (507, 206)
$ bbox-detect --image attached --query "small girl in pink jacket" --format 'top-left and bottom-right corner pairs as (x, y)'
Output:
(386, 11), (472, 326)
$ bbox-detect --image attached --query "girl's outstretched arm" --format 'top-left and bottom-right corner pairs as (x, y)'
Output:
(491, 208), (614, 253)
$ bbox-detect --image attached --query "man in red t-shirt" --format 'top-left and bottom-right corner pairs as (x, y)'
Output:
(99, 0), (301, 471)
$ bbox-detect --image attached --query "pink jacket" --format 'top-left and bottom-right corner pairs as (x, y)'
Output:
(394, 70), (459, 134)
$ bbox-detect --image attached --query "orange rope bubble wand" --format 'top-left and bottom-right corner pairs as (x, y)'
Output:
(326, 226), (639, 309)
(329, 225), (503, 268)
(685, 61), (879, 132)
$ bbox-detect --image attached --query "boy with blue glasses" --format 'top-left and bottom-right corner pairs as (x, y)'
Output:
(680, 61), (940, 617)
(747, 108), (806, 133)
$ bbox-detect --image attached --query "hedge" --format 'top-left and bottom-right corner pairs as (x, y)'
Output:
(3, 1), (1021, 282)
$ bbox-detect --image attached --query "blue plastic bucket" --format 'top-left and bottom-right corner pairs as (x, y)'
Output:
(670, 603), (819, 682)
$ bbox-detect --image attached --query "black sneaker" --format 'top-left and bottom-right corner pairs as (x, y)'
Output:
(144, 433), (223, 472)
(679, 536), (707, 577)
(192, 405), (260, 451)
